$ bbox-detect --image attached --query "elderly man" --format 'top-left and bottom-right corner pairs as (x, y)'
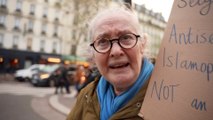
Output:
(67, 5), (153, 120)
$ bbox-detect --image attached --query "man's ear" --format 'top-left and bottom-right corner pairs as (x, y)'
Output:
(140, 33), (147, 54)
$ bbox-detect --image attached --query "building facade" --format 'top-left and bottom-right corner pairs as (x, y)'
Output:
(0, 0), (73, 73)
(0, 0), (166, 73)
(134, 4), (167, 61)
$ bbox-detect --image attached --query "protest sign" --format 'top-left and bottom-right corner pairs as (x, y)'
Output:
(139, 0), (213, 119)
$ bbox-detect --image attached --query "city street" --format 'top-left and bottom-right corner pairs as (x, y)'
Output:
(0, 94), (46, 120)
(0, 76), (75, 120)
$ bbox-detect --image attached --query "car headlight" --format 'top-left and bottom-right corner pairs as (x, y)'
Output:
(40, 74), (50, 79)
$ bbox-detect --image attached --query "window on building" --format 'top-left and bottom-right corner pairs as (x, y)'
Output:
(28, 20), (33, 32)
(55, 10), (59, 21)
(0, 15), (6, 27)
(53, 26), (58, 37)
(30, 4), (35, 15)
(40, 40), (45, 52)
(52, 41), (57, 53)
(27, 37), (32, 50)
(10, 58), (19, 70)
(41, 24), (46, 35)
(43, 7), (47, 18)
(0, 0), (7, 7)
(0, 56), (3, 64)
(16, 0), (22, 12)
(14, 18), (20, 30)
(13, 35), (19, 49)
(0, 33), (3, 47)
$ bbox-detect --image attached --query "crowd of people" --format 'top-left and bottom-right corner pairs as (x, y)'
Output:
(54, 65), (70, 94)
(54, 64), (100, 95)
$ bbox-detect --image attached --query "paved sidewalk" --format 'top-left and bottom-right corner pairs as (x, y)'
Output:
(49, 88), (77, 116)
(0, 74), (77, 117)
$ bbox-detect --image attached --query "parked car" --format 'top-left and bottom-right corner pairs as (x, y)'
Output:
(31, 64), (60, 87)
(15, 64), (45, 82)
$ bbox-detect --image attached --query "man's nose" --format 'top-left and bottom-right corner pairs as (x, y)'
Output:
(110, 41), (124, 57)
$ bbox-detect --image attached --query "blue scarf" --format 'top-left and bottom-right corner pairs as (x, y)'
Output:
(97, 58), (153, 120)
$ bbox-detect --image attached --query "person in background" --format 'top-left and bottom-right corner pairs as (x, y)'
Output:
(67, 5), (153, 120)
(80, 66), (100, 91)
(54, 68), (64, 94)
(74, 65), (86, 93)
(55, 65), (70, 94)
(62, 65), (70, 94)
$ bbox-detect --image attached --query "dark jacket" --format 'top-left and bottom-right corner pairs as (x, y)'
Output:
(67, 76), (150, 120)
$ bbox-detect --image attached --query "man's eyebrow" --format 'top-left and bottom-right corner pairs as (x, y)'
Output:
(117, 30), (133, 35)
(95, 30), (134, 40)
(96, 33), (110, 39)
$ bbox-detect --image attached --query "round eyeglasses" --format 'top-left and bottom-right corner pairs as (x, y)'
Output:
(90, 33), (140, 53)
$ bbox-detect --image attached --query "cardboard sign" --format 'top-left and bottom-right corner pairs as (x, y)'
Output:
(139, 0), (213, 120)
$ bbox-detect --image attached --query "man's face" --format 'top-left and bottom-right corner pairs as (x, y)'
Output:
(92, 12), (145, 91)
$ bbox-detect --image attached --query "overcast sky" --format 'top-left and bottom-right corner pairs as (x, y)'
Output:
(132, 0), (174, 21)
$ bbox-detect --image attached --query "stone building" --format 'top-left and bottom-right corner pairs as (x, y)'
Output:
(0, 0), (73, 73)
(0, 0), (166, 73)
(135, 4), (167, 62)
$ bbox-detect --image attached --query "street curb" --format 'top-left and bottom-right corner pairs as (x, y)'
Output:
(49, 95), (70, 115)
(48, 90), (77, 116)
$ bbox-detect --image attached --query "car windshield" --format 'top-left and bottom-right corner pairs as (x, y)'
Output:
(25, 64), (45, 73)
(40, 64), (60, 73)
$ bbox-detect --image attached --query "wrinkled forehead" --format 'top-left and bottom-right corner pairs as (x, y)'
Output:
(95, 16), (137, 37)
(89, 8), (140, 40)
(95, 9), (135, 24)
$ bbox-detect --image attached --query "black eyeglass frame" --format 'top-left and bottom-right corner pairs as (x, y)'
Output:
(90, 33), (140, 53)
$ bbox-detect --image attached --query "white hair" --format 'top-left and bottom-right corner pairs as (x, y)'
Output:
(88, 5), (141, 42)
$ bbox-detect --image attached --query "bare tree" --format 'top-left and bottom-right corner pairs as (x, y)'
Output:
(62, 0), (111, 56)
